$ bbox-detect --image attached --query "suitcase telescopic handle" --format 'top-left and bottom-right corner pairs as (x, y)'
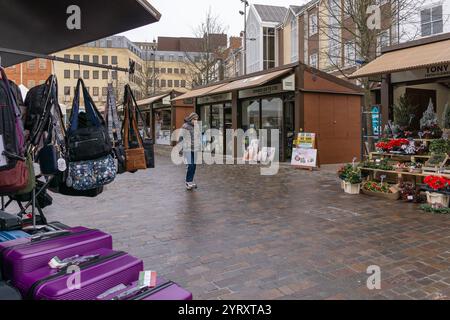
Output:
(30, 230), (71, 242)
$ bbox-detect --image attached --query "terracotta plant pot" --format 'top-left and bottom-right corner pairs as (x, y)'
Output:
(426, 192), (450, 208)
(344, 182), (361, 195)
(361, 188), (400, 200)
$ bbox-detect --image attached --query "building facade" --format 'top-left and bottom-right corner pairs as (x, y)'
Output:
(245, 4), (288, 74)
(4, 58), (52, 89)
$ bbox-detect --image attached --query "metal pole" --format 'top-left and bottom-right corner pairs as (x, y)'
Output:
(243, 2), (247, 75)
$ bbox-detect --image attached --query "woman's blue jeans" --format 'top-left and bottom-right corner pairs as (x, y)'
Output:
(185, 151), (197, 183)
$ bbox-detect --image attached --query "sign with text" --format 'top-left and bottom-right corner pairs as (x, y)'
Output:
(239, 84), (284, 99)
(296, 133), (316, 149)
(291, 148), (318, 168)
(197, 93), (232, 105)
(391, 64), (450, 83)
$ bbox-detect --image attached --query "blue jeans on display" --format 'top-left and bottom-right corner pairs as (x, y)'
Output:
(185, 152), (197, 183)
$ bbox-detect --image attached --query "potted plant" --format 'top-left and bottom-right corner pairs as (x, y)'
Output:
(343, 168), (362, 195)
(420, 99), (443, 139)
(361, 180), (400, 200)
(423, 176), (450, 207)
(420, 204), (450, 215)
(429, 139), (450, 155)
(441, 102), (450, 137)
(337, 164), (353, 189)
(408, 162), (423, 173)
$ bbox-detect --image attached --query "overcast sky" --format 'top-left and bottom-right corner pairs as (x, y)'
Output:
(121, 0), (308, 42)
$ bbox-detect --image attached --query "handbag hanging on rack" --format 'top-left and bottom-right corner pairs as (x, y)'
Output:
(122, 85), (147, 172)
(124, 85), (155, 169)
(104, 83), (126, 174)
(0, 68), (28, 195)
(66, 79), (115, 191)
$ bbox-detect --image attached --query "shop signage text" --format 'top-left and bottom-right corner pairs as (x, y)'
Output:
(197, 93), (232, 105)
(239, 84), (285, 99)
(282, 74), (296, 91)
(392, 64), (450, 83)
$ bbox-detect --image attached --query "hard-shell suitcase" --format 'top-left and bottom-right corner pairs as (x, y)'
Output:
(18, 248), (143, 300)
(0, 230), (30, 243)
(96, 278), (193, 300)
(0, 227), (112, 283)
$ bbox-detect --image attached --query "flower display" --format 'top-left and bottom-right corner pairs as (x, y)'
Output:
(363, 181), (392, 193)
(375, 139), (410, 152)
(423, 176), (450, 191)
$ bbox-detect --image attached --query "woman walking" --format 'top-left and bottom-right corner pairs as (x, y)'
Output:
(181, 112), (200, 190)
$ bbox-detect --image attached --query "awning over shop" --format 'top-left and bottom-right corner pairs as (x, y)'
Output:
(0, 0), (161, 66)
(207, 68), (293, 94)
(172, 83), (230, 101)
(350, 39), (450, 79)
(136, 93), (169, 107)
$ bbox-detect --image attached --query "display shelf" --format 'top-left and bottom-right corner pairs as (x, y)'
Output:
(360, 167), (450, 179)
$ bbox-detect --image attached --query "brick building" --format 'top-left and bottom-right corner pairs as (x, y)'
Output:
(4, 58), (52, 89)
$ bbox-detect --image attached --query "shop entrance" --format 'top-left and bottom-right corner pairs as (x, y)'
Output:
(241, 95), (294, 162)
(405, 88), (437, 130)
(153, 108), (172, 145)
(199, 102), (232, 154)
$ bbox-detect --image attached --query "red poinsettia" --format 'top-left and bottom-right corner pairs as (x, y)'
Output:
(376, 139), (410, 152)
(424, 176), (450, 191)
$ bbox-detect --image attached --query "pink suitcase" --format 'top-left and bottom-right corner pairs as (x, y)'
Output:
(96, 278), (193, 300)
(0, 227), (112, 284)
(17, 248), (143, 300)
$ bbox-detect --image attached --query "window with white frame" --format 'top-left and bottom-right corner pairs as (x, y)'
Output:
(328, 0), (341, 67)
(328, 42), (340, 67)
(309, 53), (318, 68)
(309, 14), (318, 36)
(421, 5), (443, 37)
(377, 30), (390, 55)
(291, 16), (299, 62)
(344, 41), (355, 66)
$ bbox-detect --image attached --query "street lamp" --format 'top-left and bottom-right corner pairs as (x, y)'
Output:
(150, 38), (157, 95)
(240, 0), (249, 75)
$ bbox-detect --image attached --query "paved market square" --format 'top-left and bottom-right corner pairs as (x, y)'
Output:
(45, 152), (450, 300)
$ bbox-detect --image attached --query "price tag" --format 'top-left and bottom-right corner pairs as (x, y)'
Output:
(408, 195), (414, 201)
(138, 271), (157, 288)
(57, 158), (67, 172)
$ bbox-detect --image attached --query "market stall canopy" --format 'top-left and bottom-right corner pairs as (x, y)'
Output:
(206, 68), (293, 95)
(136, 93), (170, 107)
(349, 39), (450, 79)
(172, 83), (231, 101)
(0, 0), (161, 67)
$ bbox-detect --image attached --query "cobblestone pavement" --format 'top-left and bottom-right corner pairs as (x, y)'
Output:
(44, 154), (450, 300)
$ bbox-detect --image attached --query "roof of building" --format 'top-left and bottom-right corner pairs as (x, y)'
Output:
(254, 4), (288, 23)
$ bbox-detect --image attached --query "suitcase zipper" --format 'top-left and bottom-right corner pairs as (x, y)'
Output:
(27, 251), (127, 300)
(130, 281), (174, 301)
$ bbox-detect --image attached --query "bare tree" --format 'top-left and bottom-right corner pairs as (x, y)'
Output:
(184, 8), (228, 87)
(136, 56), (162, 98)
(318, 0), (424, 107)
(316, 0), (424, 149)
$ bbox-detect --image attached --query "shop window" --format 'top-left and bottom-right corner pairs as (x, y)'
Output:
(241, 100), (260, 131)
(421, 5), (443, 37)
(200, 105), (211, 134)
(154, 109), (172, 145)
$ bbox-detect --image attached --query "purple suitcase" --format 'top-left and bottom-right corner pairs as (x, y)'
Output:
(96, 278), (193, 300)
(17, 248), (143, 300)
(0, 227), (112, 284)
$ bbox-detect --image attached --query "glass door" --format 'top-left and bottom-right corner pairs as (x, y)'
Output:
(261, 97), (283, 161)
(211, 104), (224, 154)
(224, 103), (233, 156)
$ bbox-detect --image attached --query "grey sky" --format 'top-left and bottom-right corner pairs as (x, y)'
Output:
(121, 0), (307, 42)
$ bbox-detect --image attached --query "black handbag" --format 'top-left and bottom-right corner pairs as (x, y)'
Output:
(48, 171), (104, 198)
(67, 79), (111, 162)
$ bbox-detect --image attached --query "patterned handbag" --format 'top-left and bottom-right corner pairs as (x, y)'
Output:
(67, 154), (116, 191)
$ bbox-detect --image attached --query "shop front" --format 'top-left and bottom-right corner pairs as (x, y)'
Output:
(173, 62), (363, 165)
(137, 90), (194, 146)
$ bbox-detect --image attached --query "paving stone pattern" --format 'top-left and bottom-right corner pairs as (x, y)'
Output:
(45, 155), (450, 300)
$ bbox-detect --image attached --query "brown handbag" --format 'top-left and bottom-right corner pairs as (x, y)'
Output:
(123, 91), (147, 172)
(0, 159), (29, 195)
